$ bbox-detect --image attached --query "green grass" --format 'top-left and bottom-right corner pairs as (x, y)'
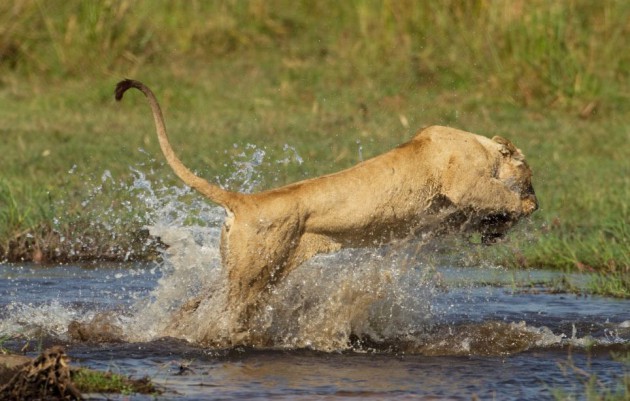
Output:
(72, 368), (158, 395)
(552, 352), (630, 401)
(0, 1), (628, 294)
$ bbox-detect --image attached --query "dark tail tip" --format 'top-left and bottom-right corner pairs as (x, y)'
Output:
(115, 79), (140, 101)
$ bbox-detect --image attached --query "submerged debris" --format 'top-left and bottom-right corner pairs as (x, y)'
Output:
(0, 347), (160, 400)
(0, 346), (82, 400)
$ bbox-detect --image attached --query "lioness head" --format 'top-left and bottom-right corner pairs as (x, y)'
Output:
(479, 136), (538, 244)
(493, 136), (538, 214)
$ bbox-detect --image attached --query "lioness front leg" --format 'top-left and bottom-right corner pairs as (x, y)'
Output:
(447, 177), (532, 243)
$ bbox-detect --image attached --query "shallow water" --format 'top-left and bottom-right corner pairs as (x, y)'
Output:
(1, 262), (628, 400)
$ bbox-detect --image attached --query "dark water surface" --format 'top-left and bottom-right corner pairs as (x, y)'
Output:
(1, 263), (628, 400)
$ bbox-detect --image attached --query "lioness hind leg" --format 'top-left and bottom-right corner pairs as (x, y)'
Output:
(221, 227), (341, 344)
(224, 254), (293, 343)
(220, 221), (302, 342)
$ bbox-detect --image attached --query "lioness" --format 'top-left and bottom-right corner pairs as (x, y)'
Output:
(115, 80), (537, 342)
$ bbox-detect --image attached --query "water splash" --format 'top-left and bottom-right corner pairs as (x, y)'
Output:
(1, 300), (83, 338)
(254, 247), (438, 351)
(2, 144), (628, 355)
(219, 144), (267, 193)
(132, 226), (442, 350)
(116, 145), (443, 349)
(115, 145), (629, 352)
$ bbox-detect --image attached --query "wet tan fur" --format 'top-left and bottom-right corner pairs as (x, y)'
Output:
(115, 79), (537, 342)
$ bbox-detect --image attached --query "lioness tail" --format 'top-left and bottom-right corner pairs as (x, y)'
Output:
(115, 79), (241, 209)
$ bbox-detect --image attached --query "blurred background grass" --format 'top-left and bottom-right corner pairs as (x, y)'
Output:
(0, 1), (628, 284)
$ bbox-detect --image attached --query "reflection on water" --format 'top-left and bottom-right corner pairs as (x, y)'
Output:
(1, 262), (628, 352)
(63, 341), (630, 401)
(0, 258), (630, 355)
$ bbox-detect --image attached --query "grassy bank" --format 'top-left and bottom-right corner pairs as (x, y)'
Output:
(0, 1), (628, 288)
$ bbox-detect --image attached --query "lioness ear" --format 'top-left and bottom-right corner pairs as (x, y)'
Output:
(492, 136), (517, 154)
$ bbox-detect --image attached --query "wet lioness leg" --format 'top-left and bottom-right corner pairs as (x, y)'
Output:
(221, 215), (300, 337)
(222, 216), (343, 340)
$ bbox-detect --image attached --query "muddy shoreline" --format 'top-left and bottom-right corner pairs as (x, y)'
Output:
(0, 227), (163, 265)
(0, 348), (157, 399)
